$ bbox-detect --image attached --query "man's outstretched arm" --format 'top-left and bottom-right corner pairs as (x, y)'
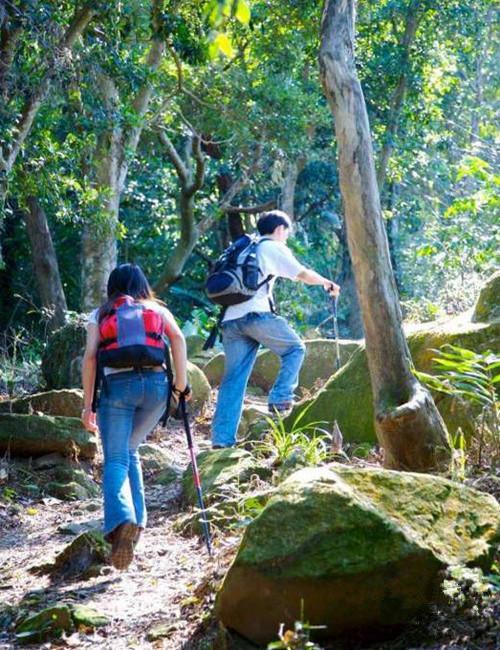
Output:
(296, 269), (340, 296)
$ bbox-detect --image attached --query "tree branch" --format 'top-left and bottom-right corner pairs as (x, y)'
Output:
(223, 198), (277, 214)
(186, 133), (206, 196)
(157, 129), (188, 185)
(118, 0), (165, 188)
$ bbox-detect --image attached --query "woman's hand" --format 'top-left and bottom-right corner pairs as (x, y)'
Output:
(81, 407), (99, 433)
(173, 384), (192, 402)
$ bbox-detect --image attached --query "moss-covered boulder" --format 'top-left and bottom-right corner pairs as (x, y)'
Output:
(472, 271), (500, 323)
(34, 530), (109, 579)
(203, 340), (360, 390)
(15, 604), (74, 644)
(53, 466), (100, 497)
(203, 352), (225, 387)
(71, 605), (109, 629)
(182, 448), (271, 506)
(139, 443), (172, 472)
(42, 317), (87, 389)
(45, 481), (91, 501)
(0, 413), (97, 459)
(153, 465), (182, 487)
(237, 403), (269, 439)
(15, 602), (108, 644)
(0, 389), (84, 417)
(186, 334), (205, 358)
(217, 465), (500, 645)
(187, 361), (211, 412)
(289, 316), (500, 443)
(251, 339), (360, 392)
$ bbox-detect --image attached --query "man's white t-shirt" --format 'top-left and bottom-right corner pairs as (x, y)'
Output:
(223, 238), (306, 322)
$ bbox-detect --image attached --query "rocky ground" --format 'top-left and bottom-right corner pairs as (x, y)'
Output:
(0, 398), (499, 650)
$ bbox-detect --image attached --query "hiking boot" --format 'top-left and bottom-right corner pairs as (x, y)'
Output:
(110, 522), (138, 570)
(268, 402), (293, 416)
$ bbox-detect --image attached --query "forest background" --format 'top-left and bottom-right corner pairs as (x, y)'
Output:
(0, 0), (498, 384)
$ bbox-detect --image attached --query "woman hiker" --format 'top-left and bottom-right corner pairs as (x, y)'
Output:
(81, 263), (190, 570)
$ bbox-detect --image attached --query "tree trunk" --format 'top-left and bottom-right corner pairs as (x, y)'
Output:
(81, 84), (121, 311)
(23, 196), (67, 332)
(376, 1), (420, 195)
(81, 6), (164, 308)
(0, 3), (98, 261)
(154, 132), (205, 293)
(154, 191), (200, 292)
(337, 225), (363, 338)
(280, 156), (306, 219)
(319, 0), (451, 472)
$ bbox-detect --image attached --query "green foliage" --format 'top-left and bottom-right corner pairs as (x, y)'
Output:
(255, 411), (331, 469)
(416, 344), (499, 465)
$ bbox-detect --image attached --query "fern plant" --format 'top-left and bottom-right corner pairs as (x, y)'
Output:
(416, 344), (499, 465)
(254, 409), (331, 468)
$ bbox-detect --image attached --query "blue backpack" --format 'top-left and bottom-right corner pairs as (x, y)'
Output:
(205, 235), (273, 306)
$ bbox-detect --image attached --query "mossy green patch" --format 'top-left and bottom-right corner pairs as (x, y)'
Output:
(289, 317), (499, 443)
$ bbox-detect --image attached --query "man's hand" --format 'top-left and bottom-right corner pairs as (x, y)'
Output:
(324, 281), (340, 297)
(81, 408), (98, 433)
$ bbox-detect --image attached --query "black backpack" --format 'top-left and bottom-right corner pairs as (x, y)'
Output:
(205, 234), (273, 306)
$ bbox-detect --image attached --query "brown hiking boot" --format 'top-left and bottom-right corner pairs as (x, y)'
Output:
(111, 522), (138, 570)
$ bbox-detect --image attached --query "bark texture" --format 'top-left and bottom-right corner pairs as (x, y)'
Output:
(24, 196), (67, 332)
(154, 132), (205, 292)
(319, 0), (451, 472)
(81, 3), (165, 309)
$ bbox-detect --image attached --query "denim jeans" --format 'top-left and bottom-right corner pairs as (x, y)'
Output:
(211, 312), (305, 447)
(97, 369), (168, 538)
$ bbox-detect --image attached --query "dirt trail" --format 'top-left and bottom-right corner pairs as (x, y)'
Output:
(0, 421), (237, 649)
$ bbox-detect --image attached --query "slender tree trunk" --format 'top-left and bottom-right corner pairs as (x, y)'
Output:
(0, 3), (98, 261)
(376, 1), (420, 196)
(337, 225), (363, 338)
(154, 132), (205, 293)
(23, 196), (67, 331)
(319, 0), (451, 472)
(280, 156), (306, 219)
(81, 77), (121, 311)
(81, 8), (165, 308)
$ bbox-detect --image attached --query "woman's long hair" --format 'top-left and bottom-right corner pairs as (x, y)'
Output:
(97, 263), (161, 323)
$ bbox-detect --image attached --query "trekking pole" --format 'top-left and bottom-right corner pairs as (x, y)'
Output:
(178, 396), (213, 557)
(332, 293), (341, 371)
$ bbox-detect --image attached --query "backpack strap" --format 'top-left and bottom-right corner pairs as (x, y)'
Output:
(203, 306), (226, 351)
(160, 338), (174, 426)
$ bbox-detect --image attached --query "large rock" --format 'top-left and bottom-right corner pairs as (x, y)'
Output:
(182, 448), (271, 506)
(42, 318), (87, 389)
(203, 339), (360, 390)
(203, 352), (225, 387)
(0, 389), (83, 417)
(472, 270), (500, 323)
(217, 465), (500, 646)
(15, 602), (108, 644)
(251, 339), (360, 392)
(186, 361), (211, 413)
(0, 414), (97, 459)
(289, 315), (500, 443)
(34, 530), (109, 580)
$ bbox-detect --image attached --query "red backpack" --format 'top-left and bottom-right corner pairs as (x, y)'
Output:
(91, 296), (173, 419)
(97, 295), (166, 368)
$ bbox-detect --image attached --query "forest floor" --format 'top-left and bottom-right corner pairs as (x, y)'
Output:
(0, 394), (499, 650)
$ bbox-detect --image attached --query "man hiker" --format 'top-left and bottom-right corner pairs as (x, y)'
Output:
(211, 210), (340, 449)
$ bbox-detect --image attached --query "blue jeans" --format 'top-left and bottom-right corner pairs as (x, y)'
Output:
(212, 312), (305, 447)
(97, 369), (168, 538)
